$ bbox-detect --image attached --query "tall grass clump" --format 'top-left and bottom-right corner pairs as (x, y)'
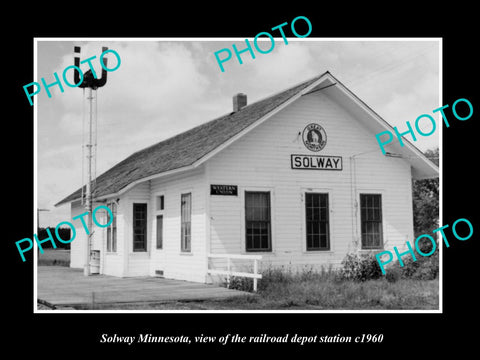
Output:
(226, 264), (337, 293)
(338, 253), (383, 281)
(222, 260), (438, 310)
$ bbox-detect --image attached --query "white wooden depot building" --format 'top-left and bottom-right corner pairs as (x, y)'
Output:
(56, 71), (438, 283)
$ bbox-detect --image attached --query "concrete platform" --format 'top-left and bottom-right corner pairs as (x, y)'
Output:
(37, 266), (251, 309)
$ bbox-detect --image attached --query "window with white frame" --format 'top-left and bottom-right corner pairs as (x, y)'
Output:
(156, 215), (163, 249)
(156, 195), (164, 211)
(245, 191), (272, 252)
(180, 193), (191, 252)
(305, 193), (330, 251)
(133, 203), (147, 252)
(360, 193), (383, 249)
(155, 194), (165, 250)
(106, 202), (117, 252)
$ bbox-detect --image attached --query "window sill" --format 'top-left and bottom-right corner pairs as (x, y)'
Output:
(179, 252), (193, 256)
(242, 251), (274, 255)
(130, 251), (149, 256)
(301, 250), (334, 254)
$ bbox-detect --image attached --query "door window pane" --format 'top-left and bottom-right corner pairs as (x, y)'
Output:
(245, 191), (271, 252)
(305, 193), (330, 251)
(360, 194), (383, 249)
(107, 202), (117, 252)
(133, 203), (147, 251)
(181, 193), (191, 252)
(156, 215), (163, 249)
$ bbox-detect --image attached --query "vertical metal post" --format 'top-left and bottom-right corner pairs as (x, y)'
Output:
(84, 87), (93, 276)
(74, 46), (108, 277)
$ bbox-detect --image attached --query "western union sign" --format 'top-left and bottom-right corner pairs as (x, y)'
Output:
(291, 154), (343, 170)
(210, 184), (238, 195)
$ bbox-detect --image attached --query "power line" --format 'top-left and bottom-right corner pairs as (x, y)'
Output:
(343, 46), (435, 90)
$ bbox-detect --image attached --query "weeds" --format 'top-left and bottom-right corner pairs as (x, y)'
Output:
(221, 256), (438, 310)
(338, 253), (383, 281)
(38, 258), (70, 267)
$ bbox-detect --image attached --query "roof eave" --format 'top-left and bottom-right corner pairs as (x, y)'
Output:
(54, 163), (198, 207)
(323, 74), (439, 179)
(55, 71), (438, 207)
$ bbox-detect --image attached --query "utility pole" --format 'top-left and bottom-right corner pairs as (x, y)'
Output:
(84, 86), (93, 276)
(74, 46), (109, 276)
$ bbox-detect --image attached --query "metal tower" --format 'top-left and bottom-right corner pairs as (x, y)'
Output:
(74, 46), (109, 276)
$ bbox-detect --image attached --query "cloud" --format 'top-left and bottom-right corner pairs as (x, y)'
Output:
(41, 41), (217, 185)
(36, 39), (441, 226)
(58, 41), (209, 115)
(241, 40), (317, 94)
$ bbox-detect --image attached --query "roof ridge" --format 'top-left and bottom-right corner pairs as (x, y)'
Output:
(126, 71), (329, 159)
(55, 71), (332, 206)
(236, 71), (328, 108)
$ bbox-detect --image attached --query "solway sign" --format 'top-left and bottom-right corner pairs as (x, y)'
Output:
(290, 154), (343, 170)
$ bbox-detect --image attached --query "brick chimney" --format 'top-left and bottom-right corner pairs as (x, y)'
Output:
(233, 93), (247, 112)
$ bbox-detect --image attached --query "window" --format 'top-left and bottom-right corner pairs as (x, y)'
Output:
(245, 191), (271, 252)
(156, 195), (164, 211)
(360, 194), (383, 249)
(106, 202), (117, 252)
(305, 193), (330, 250)
(133, 203), (147, 251)
(181, 193), (191, 252)
(156, 215), (163, 249)
(155, 194), (165, 250)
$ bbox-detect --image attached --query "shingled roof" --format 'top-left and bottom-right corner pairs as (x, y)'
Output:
(55, 72), (327, 206)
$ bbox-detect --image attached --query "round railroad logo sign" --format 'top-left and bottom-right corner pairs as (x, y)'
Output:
(302, 123), (327, 152)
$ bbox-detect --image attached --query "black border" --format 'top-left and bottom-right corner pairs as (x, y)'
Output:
(7, 4), (479, 356)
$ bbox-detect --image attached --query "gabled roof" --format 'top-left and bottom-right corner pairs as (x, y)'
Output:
(55, 72), (327, 206)
(55, 71), (439, 207)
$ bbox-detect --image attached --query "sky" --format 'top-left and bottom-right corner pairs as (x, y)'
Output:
(35, 38), (440, 227)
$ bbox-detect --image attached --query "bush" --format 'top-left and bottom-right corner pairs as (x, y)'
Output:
(339, 253), (383, 281)
(227, 276), (253, 292)
(399, 253), (439, 280)
(385, 267), (401, 283)
(396, 238), (439, 280)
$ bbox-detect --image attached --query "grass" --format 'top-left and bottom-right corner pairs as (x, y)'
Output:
(39, 251), (439, 311)
(80, 279), (438, 310)
(248, 278), (438, 310)
(37, 249), (70, 266)
(247, 265), (439, 310)
(72, 266), (439, 311)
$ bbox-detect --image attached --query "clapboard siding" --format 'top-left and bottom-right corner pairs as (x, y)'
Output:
(70, 200), (111, 270)
(207, 91), (415, 271)
(70, 83), (420, 281)
(94, 168), (207, 280)
(102, 196), (127, 276)
(70, 201), (86, 269)
(101, 205), (121, 277)
(148, 166), (207, 282)
(122, 182), (151, 276)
